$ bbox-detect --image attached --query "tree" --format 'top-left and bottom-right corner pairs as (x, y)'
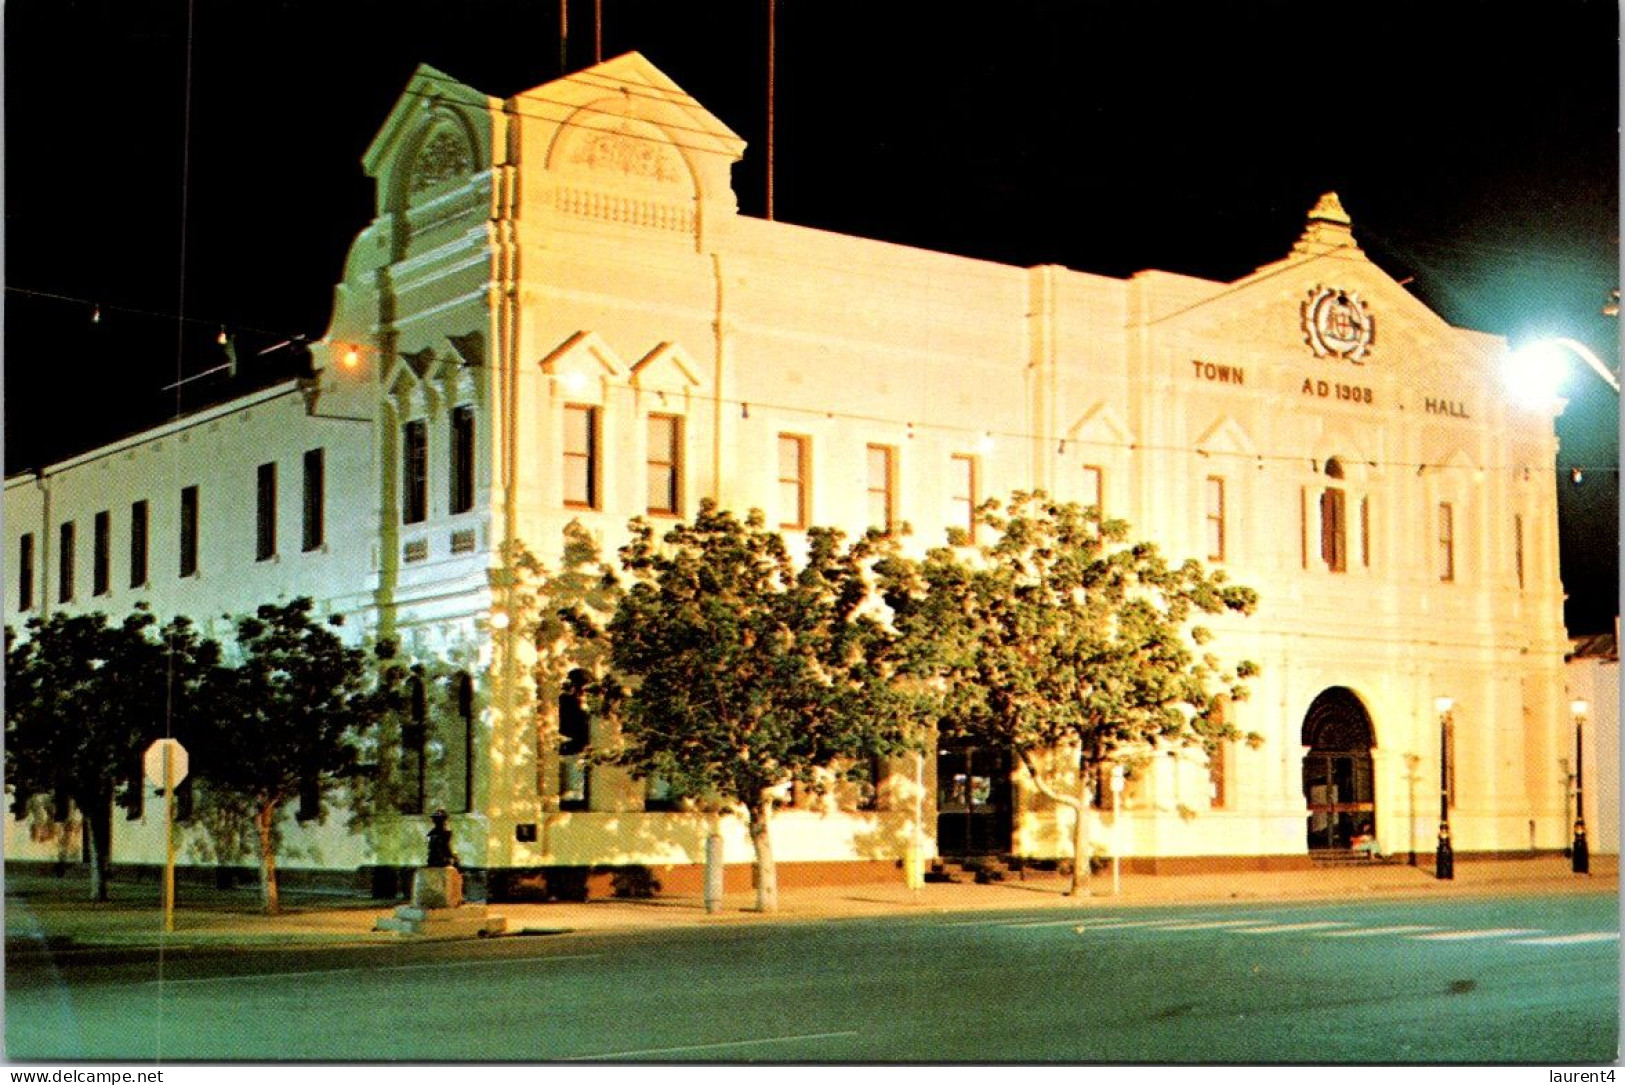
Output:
(603, 502), (917, 912)
(198, 598), (375, 914)
(513, 523), (622, 809)
(878, 492), (1260, 895)
(5, 609), (220, 901)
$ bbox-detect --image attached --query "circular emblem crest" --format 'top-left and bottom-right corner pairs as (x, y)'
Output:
(1302, 286), (1375, 362)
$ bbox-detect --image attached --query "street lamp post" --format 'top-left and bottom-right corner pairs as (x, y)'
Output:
(1570, 698), (1590, 875)
(1435, 696), (1454, 881)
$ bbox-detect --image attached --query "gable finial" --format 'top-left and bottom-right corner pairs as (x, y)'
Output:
(1293, 191), (1360, 256)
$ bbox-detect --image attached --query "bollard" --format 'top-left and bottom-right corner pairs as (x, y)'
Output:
(703, 832), (724, 913)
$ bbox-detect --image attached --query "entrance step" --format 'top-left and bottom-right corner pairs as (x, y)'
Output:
(1311, 848), (1393, 866)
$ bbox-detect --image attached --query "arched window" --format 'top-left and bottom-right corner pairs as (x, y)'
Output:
(1308, 457), (1370, 573)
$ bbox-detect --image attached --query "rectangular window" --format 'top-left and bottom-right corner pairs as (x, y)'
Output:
(130, 500), (149, 587)
(646, 414), (682, 515)
(402, 420), (428, 524)
(1204, 476), (1225, 562)
(18, 533), (34, 611)
(563, 405), (599, 509)
(302, 449), (325, 552)
(949, 454), (977, 542)
(1514, 513), (1525, 590)
(778, 434), (809, 529)
(256, 462), (277, 561)
(867, 444), (896, 534)
(58, 521), (75, 603)
(1360, 496), (1371, 568)
(1209, 742), (1229, 809)
(1081, 465), (1104, 516)
(1438, 501), (1455, 582)
(450, 406), (475, 515)
(1320, 488), (1347, 572)
(179, 486), (199, 576)
(558, 690), (591, 811)
(92, 511), (110, 596)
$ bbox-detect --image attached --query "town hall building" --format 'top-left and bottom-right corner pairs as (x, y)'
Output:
(4, 54), (1579, 889)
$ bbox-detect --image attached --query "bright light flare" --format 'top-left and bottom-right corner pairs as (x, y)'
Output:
(1504, 341), (1569, 406)
(1507, 336), (1621, 405)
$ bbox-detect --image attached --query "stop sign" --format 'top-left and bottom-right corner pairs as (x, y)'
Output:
(143, 738), (189, 787)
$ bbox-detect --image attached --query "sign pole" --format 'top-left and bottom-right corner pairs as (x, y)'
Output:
(143, 738), (188, 933)
(163, 744), (176, 933)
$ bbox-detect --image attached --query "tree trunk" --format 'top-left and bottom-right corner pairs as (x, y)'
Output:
(256, 801), (281, 915)
(83, 786), (113, 903)
(746, 797), (778, 913)
(1067, 764), (1094, 897)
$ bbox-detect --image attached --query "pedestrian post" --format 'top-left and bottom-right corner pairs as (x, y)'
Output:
(1110, 764), (1125, 895)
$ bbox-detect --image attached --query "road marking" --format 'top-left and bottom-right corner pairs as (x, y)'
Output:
(1153, 919), (1284, 931)
(1016, 917), (1221, 930)
(1230, 921), (1356, 934)
(1006, 917), (1146, 929)
(562, 1030), (861, 1061)
(1507, 932), (1621, 946)
(146, 952), (602, 987)
(1409, 928), (1545, 942)
(1322, 925), (1440, 938)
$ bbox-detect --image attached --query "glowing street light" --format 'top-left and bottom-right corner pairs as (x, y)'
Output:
(1505, 337), (1621, 405)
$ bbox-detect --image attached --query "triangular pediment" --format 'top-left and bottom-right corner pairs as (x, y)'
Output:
(1193, 415), (1258, 457)
(631, 341), (704, 392)
(538, 330), (627, 380)
(447, 332), (485, 369)
(363, 64), (497, 182)
(1132, 195), (1466, 371)
(518, 52), (744, 162)
(1065, 402), (1135, 449)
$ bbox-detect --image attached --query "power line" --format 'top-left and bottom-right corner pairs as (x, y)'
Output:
(10, 275), (1618, 477)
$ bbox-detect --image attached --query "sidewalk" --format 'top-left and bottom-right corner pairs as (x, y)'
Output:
(6, 855), (1615, 951)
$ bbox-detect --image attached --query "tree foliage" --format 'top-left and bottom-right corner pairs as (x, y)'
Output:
(5, 608), (219, 901)
(602, 502), (918, 911)
(878, 492), (1260, 894)
(195, 598), (376, 913)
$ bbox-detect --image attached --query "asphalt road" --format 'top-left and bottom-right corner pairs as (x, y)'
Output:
(6, 893), (1617, 1063)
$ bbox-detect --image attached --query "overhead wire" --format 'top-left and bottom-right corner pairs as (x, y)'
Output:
(9, 274), (1618, 479)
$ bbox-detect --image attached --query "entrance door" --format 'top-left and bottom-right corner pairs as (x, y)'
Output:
(1302, 687), (1376, 850)
(936, 740), (1013, 856)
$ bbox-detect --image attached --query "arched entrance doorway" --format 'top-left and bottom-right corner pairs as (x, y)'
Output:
(1302, 687), (1376, 851)
(935, 737), (1013, 857)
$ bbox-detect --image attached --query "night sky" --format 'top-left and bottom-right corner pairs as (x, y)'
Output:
(4, 1), (1618, 633)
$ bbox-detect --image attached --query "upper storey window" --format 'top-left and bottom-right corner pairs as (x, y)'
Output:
(778, 435), (810, 530)
(647, 414), (682, 516)
(867, 444), (897, 536)
(1307, 457), (1369, 573)
(564, 405), (600, 510)
(450, 406), (476, 515)
(402, 420), (428, 525)
(1438, 502), (1456, 582)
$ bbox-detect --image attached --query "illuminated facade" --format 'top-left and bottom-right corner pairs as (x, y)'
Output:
(4, 54), (1577, 884)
